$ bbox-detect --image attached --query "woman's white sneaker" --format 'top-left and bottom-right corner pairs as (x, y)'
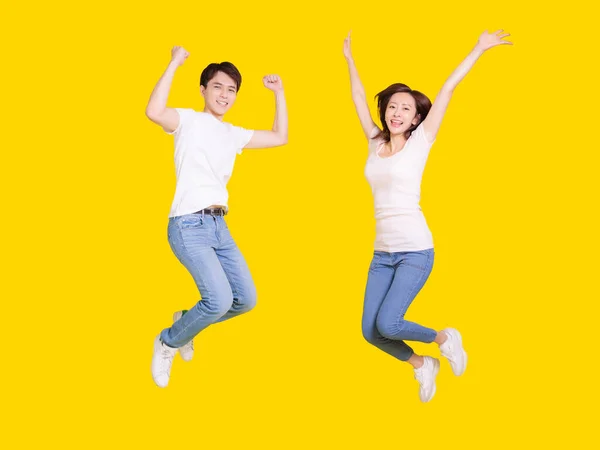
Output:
(439, 328), (467, 376)
(413, 356), (440, 403)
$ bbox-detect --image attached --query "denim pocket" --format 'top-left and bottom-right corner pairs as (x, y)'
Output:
(403, 249), (433, 271)
(178, 214), (204, 230)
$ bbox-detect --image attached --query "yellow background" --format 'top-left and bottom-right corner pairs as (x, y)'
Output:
(2, 0), (598, 448)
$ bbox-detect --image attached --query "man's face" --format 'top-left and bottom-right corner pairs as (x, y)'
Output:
(201, 71), (238, 117)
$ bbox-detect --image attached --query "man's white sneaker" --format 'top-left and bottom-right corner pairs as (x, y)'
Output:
(439, 328), (467, 376)
(173, 311), (194, 362)
(414, 356), (440, 403)
(151, 335), (177, 388)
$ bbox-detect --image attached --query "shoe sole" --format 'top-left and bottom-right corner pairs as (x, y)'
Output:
(422, 358), (440, 403)
(446, 329), (467, 376)
(431, 358), (440, 401)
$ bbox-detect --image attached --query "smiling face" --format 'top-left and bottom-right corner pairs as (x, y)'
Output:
(200, 71), (238, 118)
(384, 92), (420, 137)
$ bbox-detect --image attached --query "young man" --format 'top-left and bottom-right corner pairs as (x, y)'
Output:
(146, 46), (288, 388)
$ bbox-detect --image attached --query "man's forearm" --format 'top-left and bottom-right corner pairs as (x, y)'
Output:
(146, 61), (179, 117)
(272, 91), (288, 143)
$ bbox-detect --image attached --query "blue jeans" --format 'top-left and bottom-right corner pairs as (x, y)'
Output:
(362, 248), (437, 361)
(160, 213), (257, 348)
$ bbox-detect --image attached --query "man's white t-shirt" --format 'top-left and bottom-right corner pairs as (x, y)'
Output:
(364, 124), (435, 252)
(166, 108), (254, 218)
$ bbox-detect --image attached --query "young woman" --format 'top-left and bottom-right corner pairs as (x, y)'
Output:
(146, 46), (288, 388)
(343, 30), (511, 402)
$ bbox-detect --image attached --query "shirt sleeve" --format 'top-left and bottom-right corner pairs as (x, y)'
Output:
(165, 108), (196, 135)
(410, 123), (436, 147)
(234, 126), (255, 154)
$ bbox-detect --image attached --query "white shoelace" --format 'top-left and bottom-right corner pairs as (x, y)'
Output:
(160, 345), (175, 370)
(414, 366), (428, 383)
(441, 341), (456, 362)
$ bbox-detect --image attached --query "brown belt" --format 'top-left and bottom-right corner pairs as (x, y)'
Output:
(193, 208), (227, 216)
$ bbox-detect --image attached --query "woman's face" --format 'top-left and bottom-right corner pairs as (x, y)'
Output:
(384, 92), (420, 136)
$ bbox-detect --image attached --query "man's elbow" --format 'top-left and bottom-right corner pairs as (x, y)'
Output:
(270, 130), (288, 146)
(145, 106), (163, 122)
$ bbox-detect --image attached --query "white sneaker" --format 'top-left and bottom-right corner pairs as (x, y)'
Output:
(173, 311), (194, 362)
(151, 335), (177, 388)
(414, 356), (440, 402)
(439, 328), (467, 376)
